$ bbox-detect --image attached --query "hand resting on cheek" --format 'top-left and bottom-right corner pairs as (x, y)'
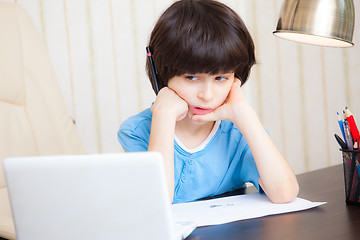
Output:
(151, 87), (189, 122)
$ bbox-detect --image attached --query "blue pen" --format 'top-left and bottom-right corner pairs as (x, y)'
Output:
(337, 112), (347, 144)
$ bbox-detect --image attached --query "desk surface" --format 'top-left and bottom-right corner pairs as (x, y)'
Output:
(186, 164), (360, 240)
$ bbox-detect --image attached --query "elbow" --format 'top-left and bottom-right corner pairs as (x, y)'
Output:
(269, 181), (299, 204)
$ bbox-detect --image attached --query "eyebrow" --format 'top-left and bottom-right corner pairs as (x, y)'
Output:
(183, 72), (234, 76)
(214, 73), (234, 77)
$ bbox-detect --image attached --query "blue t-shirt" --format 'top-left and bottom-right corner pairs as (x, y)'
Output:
(117, 107), (261, 204)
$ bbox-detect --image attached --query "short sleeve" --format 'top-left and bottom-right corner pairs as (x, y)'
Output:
(117, 109), (152, 152)
(117, 128), (149, 152)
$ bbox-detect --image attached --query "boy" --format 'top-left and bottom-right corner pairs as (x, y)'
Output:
(118, 0), (299, 204)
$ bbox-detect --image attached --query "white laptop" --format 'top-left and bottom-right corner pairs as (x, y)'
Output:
(3, 152), (195, 240)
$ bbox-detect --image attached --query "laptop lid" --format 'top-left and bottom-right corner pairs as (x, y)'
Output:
(3, 152), (176, 240)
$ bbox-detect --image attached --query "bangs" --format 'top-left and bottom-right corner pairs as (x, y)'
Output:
(169, 28), (248, 76)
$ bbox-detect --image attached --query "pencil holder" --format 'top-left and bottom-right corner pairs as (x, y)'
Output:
(341, 149), (360, 205)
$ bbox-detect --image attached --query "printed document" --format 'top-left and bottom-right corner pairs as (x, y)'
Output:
(172, 193), (326, 227)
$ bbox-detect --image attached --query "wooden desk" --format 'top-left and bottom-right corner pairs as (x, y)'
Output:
(186, 164), (360, 240)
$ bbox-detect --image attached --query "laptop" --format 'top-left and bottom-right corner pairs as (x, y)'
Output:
(3, 152), (195, 240)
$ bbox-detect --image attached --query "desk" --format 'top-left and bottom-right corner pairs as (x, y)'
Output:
(186, 164), (360, 240)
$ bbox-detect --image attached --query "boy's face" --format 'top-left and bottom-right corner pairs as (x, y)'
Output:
(168, 72), (235, 121)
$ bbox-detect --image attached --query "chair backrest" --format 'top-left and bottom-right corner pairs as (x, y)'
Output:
(0, 2), (84, 239)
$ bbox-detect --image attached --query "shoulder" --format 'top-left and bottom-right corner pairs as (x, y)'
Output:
(219, 120), (270, 136)
(215, 120), (249, 150)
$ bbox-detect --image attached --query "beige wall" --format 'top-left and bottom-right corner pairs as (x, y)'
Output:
(3, 0), (360, 174)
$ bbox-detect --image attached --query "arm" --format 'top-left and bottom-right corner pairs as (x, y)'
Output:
(235, 104), (299, 203)
(193, 79), (299, 203)
(148, 87), (188, 202)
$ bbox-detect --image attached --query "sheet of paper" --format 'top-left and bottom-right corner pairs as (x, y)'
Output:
(171, 193), (326, 227)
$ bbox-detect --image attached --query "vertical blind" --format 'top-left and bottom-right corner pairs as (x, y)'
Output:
(4, 0), (360, 174)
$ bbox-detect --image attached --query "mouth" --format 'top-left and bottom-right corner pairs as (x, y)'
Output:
(189, 106), (213, 115)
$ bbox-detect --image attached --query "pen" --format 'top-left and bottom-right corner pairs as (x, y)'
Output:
(334, 133), (347, 150)
(337, 112), (346, 144)
(344, 118), (353, 150)
(146, 46), (160, 94)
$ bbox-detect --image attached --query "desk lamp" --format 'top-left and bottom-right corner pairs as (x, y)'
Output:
(273, 0), (355, 47)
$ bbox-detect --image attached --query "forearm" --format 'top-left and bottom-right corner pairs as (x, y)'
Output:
(234, 106), (299, 203)
(148, 112), (176, 202)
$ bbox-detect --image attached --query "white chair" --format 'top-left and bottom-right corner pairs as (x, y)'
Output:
(0, 3), (84, 239)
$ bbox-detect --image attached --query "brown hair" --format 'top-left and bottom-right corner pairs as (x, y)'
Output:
(146, 0), (256, 93)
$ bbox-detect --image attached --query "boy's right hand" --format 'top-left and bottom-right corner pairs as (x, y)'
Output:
(151, 87), (188, 122)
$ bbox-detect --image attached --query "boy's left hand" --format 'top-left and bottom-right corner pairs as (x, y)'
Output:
(191, 78), (250, 124)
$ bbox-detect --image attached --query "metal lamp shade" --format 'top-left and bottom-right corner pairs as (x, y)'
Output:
(273, 0), (355, 47)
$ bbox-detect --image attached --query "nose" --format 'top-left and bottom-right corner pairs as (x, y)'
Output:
(198, 81), (214, 102)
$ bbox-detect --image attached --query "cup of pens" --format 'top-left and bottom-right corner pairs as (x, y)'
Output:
(341, 149), (360, 204)
(335, 107), (360, 205)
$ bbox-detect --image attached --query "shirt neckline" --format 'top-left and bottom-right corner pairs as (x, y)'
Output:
(174, 121), (221, 154)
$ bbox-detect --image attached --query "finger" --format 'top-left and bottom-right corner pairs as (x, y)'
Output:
(235, 77), (242, 84)
(176, 111), (187, 121)
(232, 78), (242, 88)
(229, 79), (245, 100)
(192, 111), (217, 122)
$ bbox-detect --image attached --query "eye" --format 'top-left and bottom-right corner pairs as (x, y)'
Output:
(215, 76), (228, 82)
(185, 75), (198, 81)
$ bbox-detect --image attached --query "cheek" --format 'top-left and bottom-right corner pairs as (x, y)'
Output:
(176, 89), (192, 103)
(219, 85), (232, 100)
(168, 82), (191, 102)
